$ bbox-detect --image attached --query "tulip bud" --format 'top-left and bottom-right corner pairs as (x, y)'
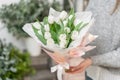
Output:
(48, 15), (54, 24)
(64, 27), (70, 33)
(63, 20), (68, 26)
(38, 30), (42, 35)
(59, 34), (67, 41)
(71, 30), (79, 40)
(44, 32), (51, 39)
(68, 15), (73, 20)
(59, 40), (67, 48)
(47, 38), (54, 46)
(44, 24), (50, 31)
(59, 11), (68, 20)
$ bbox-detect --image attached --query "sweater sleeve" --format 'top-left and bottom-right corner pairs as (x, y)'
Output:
(91, 47), (120, 68)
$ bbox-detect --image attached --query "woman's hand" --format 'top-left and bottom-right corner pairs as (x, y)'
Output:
(66, 58), (92, 74)
(50, 52), (67, 64)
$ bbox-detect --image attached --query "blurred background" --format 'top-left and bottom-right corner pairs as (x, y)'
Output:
(0, 0), (98, 80)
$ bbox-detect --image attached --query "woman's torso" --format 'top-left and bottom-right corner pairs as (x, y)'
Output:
(86, 0), (120, 56)
(86, 0), (120, 80)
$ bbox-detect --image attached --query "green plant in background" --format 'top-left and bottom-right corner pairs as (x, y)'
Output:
(0, 40), (34, 80)
(63, 0), (71, 12)
(0, 0), (61, 38)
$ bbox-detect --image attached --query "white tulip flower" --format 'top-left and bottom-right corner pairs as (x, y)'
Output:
(71, 30), (79, 40)
(32, 22), (41, 29)
(63, 20), (68, 26)
(59, 41), (67, 48)
(68, 15), (73, 20)
(59, 11), (68, 20)
(61, 39), (67, 43)
(59, 34), (67, 41)
(47, 38), (54, 46)
(55, 17), (60, 23)
(44, 24), (50, 31)
(64, 27), (70, 33)
(48, 15), (54, 24)
(60, 43), (65, 48)
(38, 30), (42, 35)
(44, 32), (51, 39)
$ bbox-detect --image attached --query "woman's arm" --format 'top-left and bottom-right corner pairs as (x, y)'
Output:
(91, 47), (120, 68)
(66, 47), (120, 74)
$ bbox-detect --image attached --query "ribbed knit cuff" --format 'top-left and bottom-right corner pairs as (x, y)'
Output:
(90, 56), (100, 66)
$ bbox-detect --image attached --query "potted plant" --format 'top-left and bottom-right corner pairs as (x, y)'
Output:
(0, 0), (61, 56)
(0, 40), (34, 80)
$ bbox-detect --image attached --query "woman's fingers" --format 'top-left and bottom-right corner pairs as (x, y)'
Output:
(51, 53), (66, 64)
(66, 58), (92, 74)
(66, 65), (85, 74)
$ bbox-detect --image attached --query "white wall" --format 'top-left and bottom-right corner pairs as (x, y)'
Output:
(0, 0), (26, 50)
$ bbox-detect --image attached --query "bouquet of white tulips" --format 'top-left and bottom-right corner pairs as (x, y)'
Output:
(23, 8), (97, 80)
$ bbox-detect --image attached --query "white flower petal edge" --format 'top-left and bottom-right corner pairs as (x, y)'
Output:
(48, 15), (54, 24)
(59, 11), (68, 20)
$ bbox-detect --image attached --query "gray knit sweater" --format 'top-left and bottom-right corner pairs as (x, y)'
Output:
(85, 0), (120, 80)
